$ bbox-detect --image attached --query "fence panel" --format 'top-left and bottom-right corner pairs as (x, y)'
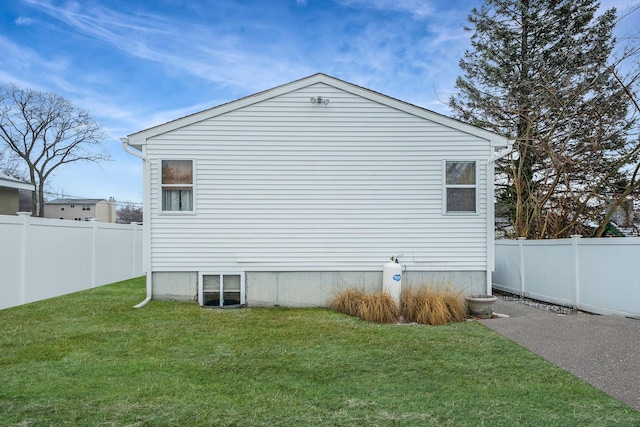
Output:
(95, 223), (143, 287)
(0, 216), (26, 309)
(495, 237), (640, 317)
(0, 214), (143, 310)
(578, 240), (640, 316)
(493, 240), (520, 293)
(522, 240), (576, 306)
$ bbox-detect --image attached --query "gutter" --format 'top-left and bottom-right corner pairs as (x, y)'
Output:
(121, 137), (147, 161)
(121, 137), (152, 309)
(487, 140), (514, 164)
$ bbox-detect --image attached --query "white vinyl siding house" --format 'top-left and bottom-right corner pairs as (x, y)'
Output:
(123, 74), (511, 307)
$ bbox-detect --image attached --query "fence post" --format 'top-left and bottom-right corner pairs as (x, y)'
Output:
(91, 218), (98, 288)
(17, 212), (31, 305)
(518, 237), (526, 295)
(571, 235), (582, 308)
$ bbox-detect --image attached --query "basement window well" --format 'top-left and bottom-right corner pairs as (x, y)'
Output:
(198, 273), (245, 308)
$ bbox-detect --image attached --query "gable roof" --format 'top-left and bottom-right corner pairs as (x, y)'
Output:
(125, 73), (509, 149)
(0, 172), (35, 191)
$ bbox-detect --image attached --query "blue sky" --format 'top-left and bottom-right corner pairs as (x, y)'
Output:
(1, 0), (638, 206)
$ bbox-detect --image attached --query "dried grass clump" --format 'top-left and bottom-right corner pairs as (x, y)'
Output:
(400, 282), (466, 326)
(331, 288), (399, 324)
(330, 288), (367, 318)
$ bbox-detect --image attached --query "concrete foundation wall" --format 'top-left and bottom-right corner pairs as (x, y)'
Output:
(151, 270), (486, 306)
(152, 271), (198, 302)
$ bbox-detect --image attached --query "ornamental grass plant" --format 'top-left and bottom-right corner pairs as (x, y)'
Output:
(331, 281), (466, 326)
(400, 282), (467, 326)
(330, 288), (398, 323)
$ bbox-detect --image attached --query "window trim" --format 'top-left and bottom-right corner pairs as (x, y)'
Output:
(160, 159), (196, 214)
(443, 160), (478, 214)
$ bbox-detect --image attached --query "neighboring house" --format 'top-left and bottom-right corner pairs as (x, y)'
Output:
(44, 197), (117, 223)
(122, 73), (512, 308)
(0, 173), (35, 215)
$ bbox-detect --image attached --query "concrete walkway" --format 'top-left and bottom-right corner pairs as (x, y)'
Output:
(478, 297), (640, 411)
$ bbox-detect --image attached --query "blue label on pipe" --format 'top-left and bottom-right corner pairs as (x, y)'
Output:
(393, 274), (401, 281)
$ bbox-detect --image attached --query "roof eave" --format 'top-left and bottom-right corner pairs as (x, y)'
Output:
(125, 73), (509, 147)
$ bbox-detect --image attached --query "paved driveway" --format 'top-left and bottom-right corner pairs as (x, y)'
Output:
(479, 298), (640, 411)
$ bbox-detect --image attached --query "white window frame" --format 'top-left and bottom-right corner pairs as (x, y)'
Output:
(198, 272), (246, 307)
(443, 160), (478, 214)
(160, 159), (196, 214)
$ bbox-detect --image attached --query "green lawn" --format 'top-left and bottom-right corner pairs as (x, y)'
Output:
(1, 277), (638, 426)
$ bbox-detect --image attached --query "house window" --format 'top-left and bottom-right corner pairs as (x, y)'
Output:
(162, 160), (193, 212)
(445, 161), (477, 213)
(199, 273), (245, 308)
(61, 207), (65, 211)
(82, 205), (91, 211)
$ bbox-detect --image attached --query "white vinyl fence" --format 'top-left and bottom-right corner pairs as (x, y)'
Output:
(1, 213), (144, 310)
(494, 236), (640, 317)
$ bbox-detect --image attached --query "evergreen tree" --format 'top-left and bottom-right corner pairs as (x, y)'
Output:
(450, 0), (639, 238)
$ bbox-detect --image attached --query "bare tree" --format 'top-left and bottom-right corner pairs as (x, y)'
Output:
(0, 143), (22, 178)
(0, 84), (109, 216)
(117, 203), (143, 224)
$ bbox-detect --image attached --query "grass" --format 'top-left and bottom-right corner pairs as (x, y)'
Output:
(1, 278), (639, 426)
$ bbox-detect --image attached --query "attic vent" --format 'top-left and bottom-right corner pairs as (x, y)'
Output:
(199, 273), (245, 308)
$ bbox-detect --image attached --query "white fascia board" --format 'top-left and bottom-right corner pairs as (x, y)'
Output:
(126, 74), (330, 147)
(126, 73), (510, 150)
(322, 77), (510, 148)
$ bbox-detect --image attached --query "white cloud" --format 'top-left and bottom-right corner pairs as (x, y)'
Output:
(19, 0), (310, 94)
(0, 35), (70, 90)
(335, 0), (434, 19)
(15, 16), (34, 25)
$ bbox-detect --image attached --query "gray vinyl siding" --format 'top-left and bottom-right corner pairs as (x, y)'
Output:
(145, 83), (490, 273)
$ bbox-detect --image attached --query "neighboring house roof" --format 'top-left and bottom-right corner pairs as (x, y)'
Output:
(0, 172), (35, 191)
(126, 73), (510, 148)
(45, 198), (106, 205)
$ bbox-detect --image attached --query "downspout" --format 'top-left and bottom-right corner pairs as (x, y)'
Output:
(485, 140), (515, 295)
(121, 137), (152, 309)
